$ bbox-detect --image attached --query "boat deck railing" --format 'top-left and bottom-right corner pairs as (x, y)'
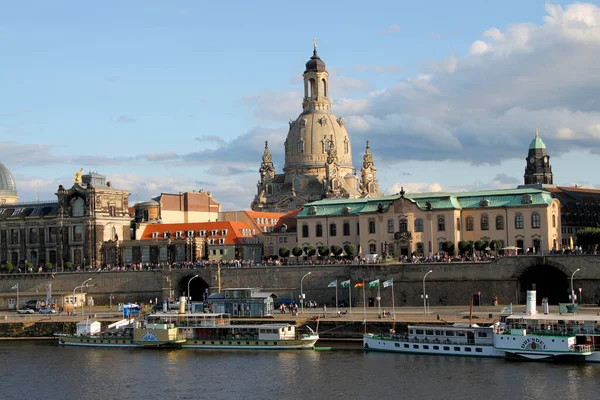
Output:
(368, 334), (493, 347)
(569, 344), (592, 353)
(501, 327), (600, 337)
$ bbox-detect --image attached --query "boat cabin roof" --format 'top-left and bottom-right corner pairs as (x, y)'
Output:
(506, 313), (600, 322)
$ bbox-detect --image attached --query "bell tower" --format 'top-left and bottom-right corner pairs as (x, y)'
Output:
(302, 39), (331, 113)
(524, 129), (553, 185)
(360, 141), (381, 196)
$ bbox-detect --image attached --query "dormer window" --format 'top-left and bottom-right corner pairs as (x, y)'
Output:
(221, 229), (228, 236)
(218, 238), (225, 245)
(188, 230), (195, 237)
(209, 238), (215, 245)
(175, 231), (182, 239)
(211, 229), (217, 236)
(199, 230), (206, 236)
(152, 232), (158, 239)
(164, 232), (170, 239)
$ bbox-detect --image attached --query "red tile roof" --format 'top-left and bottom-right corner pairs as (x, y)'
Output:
(141, 221), (257, 245)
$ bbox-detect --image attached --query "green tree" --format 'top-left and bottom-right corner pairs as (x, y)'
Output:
(278, 247), (290, 261)
(458, 240), (471, 255)
(344, 244), (357, 258)
(305, 245), (316, 259)
(318, 245), (329, 259)
(442, 241), (455, 255)
(292, 247), (303, 264)
(44, 262), (53, 271)
(330, 245), (343, 258)
(475, 240), (487, 252)
(6, 262), (14, 273)
(576, 227), (600, 249)
(26, 262), (33, 271)
(65, 262), (73, 270)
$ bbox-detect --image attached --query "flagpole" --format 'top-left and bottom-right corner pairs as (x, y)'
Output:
(362, 280), (366, 321)
(335, 282), (338, 316)
(391, 279), (395, 320)
(17, 282), (19, 310)
(349, 280), (352, 315)
(377, 280), (381, 317)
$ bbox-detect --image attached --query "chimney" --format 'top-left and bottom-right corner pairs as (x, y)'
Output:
(525, 284), (537, 316)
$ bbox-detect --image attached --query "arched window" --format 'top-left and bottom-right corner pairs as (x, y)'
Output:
(297, 139), (304, 154)
(399, 219), (408, 233)
(344, 139), (349, 154)
(414, 218), (424, 232)
(437, 217), (445, 231)
(309, 78), (316, 98)
(387, 219), (394, 233)
(532, 213), (541, 229)
(368, 219), (376, 234)
(496, 215), (504, 230)
(267, 184), (273, 195)
(343, 221), (350, 236)
(481, 215), (489, 231)
(515, 214), (524, 229)
(466, 216), (474, 231)
(552, 214), (556, 228)
(322, 78), (327, 97)
(316, 223), (323, 237)
(322, 138), (330, 153)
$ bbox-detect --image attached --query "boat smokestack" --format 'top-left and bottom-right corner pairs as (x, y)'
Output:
(180, 296), (187, 314)
(526, 284), (537, 316)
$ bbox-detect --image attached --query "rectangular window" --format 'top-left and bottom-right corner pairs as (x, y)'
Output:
(329, 223), (337, 237)
(433, 345), (440, 350)
(476, 348), (483, 353)
(454, 347), (460, 352)
(532, 213), (541, 229)
(73, 226), (83, 242)
(481, 215), (489, 230)
(316, 224), (323, 237)
(496, 215), (504, 230)
(404, 344), (409, 348)
(29, 228), (38, 244)
(343, 222), (350, 236)
(437, 217), (445, 231)
(443, 346), (450, 351)
(387, 219), (394, 233)
(465, 347), (472, 352)
(302, 225), (309, 238)
(368, 220), (376, 234)
(11, 228), (18, 245)
(466, 217), (473, 231)
(414, 218), (423, 232)
(515, 215), (524, 229)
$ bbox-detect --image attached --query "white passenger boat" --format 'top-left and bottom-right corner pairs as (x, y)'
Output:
(148, 312), (319, 350)
(364, 285), (600, 362)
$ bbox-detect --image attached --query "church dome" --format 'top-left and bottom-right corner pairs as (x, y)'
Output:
(285, 113), (353, 168)
(529, 130), (546, 150)
(0, 162), (17, 197)
(305, 49), (326, 72)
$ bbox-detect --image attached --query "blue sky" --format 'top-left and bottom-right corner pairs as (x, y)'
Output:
(2, 1), (600, 209)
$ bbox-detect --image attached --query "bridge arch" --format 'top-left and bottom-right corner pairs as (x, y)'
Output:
(518, 264), (569, 304)
(176, 274), (210, 304)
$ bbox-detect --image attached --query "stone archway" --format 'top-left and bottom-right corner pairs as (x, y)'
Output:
(518, 265), (569, 304)
(177, 275), (210, 304)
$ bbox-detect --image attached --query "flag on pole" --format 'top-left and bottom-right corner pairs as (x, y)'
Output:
(327, 280), (337, 288)
(369, 279), (380, 287)
(340, 280), (350, 288)
(354, 281), (364, 288)
(383, 279), (393, 288)
(11, 283), (18, 290)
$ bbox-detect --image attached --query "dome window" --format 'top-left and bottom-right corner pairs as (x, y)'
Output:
(297, 140), (304, 154)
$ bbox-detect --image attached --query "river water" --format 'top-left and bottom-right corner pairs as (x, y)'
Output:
(1, 341), (599, 400)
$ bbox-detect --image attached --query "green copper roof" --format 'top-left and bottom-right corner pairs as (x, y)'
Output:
(529, 131), (546, 150)
(297, 188), (554, 218)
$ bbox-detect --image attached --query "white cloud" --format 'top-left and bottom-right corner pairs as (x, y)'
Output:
(380, 24), (400, 36)
(388, 182), (443, 194)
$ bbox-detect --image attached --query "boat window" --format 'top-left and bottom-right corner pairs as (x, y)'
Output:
(446, 331), (454, 336)
(425, 330), (434, 335)
(246, 342), (250, 345)
(457, 331), (466, 336)
(477, 332), (488, 337)
(264, 342), (268, 345)
(416, 329), (424, 335)
(443, 346), (450, 351)
(410, 329), (415, 334)
(423, 345), (429, 349)
(435, 330), (442, 335)
(413, 345), (419, 349)
(404, 344), (409, 348)
(395, 343), (400, 347)
(465, 347), (472, 352)
(454, 347), (460, 351)
(433, 346), (439, 350)
(476, 348), (483, 353)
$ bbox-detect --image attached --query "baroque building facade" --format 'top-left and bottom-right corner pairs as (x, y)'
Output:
(296, 188), (561, 258)
(0, 170), (131, 270)
(251, 44), (381, 212)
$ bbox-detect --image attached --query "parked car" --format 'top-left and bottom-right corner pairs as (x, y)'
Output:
(17, 308), (34, 314)
(39, 307), (57, 314)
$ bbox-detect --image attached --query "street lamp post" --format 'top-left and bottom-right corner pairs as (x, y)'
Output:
(187, 274), (199, 313)
(570, 268), (580, 305)
(81, 278), (92, 316)
(300, 272), (312, 314)
(422, 270), (433, 315)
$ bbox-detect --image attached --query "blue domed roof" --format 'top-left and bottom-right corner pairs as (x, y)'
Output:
(529, 129), (546, 150)
(0, 163), (17, 196)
